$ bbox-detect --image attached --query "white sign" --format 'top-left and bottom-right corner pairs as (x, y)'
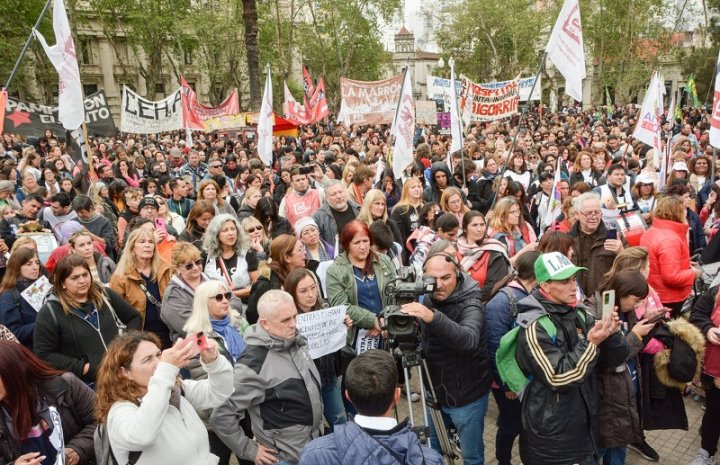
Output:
(120, 85), (183, 134)
(355, 328), (381, 355)
(296, 305), (348, 359)
(427, 75), (541, 102)
(21, 275), (53, 312)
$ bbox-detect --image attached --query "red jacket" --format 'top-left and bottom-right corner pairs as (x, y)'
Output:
(639, 218), (695, 304)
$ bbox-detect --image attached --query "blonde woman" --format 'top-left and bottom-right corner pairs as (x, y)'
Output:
(154, 194), (186, 234)
(390, 177), (424, 249)
(69, 230), (116, 284)
(488, 197), (537, 265)
(440, 186), (470, 227)
(241, 216), (270, 260)
(110, 227), (173, 347)
(357, 189), (388, 226)
(237, 186), (262, 220)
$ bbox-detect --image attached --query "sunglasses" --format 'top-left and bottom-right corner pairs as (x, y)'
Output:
(245, 225), (263, 233)
(182, 258), (203, 270)
(211, 292), (233, 302)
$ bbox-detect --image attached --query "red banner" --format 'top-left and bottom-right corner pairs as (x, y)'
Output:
(181, 76), (240, 131)
(0, 89), (6, 136)
(459, 77), (520, 122)
(302, 65), (315, 105)
(284, 77), (329, 125)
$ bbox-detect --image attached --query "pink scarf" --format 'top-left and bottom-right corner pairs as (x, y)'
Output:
(456, 236), (509, 271)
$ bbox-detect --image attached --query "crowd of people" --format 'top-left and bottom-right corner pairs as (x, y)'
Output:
(0, 102), (719, 465)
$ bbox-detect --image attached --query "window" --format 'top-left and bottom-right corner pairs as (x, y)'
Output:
(83, 84), (98, 96)
(79, 38), (93, 65)
(114, 40), (129, 63)
(184, 49), (193, 65)
(155, 83), (166, 94)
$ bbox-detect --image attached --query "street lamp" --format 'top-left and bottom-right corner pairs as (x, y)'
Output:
(437, 57), (444, 69)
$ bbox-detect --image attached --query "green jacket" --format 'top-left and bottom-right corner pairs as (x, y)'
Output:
(326, 252), (397, 343)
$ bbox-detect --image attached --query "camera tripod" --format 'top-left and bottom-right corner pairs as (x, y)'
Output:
(392, 343), (459, 465)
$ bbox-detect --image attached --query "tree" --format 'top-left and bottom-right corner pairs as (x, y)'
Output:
(678, 0), (720, 106)
(242, 0), (261, 109)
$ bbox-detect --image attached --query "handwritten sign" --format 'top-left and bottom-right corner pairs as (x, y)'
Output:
(297, 306), (348, 359)
(355, 328), (381, 355)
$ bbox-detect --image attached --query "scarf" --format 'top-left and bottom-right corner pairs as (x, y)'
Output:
(456, 236), (509, 271)
(211, 315), (246, 362)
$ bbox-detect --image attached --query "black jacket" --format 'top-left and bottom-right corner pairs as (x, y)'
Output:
(515, 291), (628, 465)
(0, 373), (96, 465)
(422, 162), (455, 204)
(421, 274), (491, 408)
(33, 287), (142, 382)
(475, 171), (498, 215)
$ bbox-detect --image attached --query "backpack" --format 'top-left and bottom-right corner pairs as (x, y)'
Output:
(94, 423), (142, 465)
(496, 310), (586, 393)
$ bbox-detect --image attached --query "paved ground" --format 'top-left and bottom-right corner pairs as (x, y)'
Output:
(398, 381), (708, 465)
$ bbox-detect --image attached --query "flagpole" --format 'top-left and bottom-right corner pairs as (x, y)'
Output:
(490, 51), (547, 210)
(713, 148), (717, 184)
(3, 0), (53, 90)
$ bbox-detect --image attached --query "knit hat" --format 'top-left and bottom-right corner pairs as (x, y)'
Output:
(294, 216), (318, 237)
(58, 221), (85, 245)
(534, 252), (587, 284)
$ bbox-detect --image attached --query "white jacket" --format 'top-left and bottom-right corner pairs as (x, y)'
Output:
(108, 356), (234, 465)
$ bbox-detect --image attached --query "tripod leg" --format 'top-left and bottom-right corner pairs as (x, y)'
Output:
(403, 365), (415, 427)
(420, 360), (458, 463)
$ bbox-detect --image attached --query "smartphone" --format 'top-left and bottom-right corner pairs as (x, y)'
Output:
(606, 229), (617, 240)
(154, 217), (167, 235)
(601, 290), (615, 321)
(186, 332), (208, 356)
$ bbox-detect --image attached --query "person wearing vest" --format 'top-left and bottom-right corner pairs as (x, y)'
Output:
(594, 163), (638, 213)
(456, 210), (510, 302)
(690, 285), (720, 465)
(279, 168), (322, 229)
(515, 252), (627, 465)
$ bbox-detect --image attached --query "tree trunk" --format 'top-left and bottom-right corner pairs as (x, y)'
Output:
(242, 0), (261, 109)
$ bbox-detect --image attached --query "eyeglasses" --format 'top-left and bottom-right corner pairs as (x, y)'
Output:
(579, 210), (602, 218)
(181, 258), (203, 270)
(211, 292), (233, 302)
(210, 164), (222, 169)
(245, 225), (263, 233)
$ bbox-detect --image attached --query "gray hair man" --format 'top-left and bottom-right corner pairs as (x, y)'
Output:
(312, 179), (360, 250)
(211, 290), (323, 465)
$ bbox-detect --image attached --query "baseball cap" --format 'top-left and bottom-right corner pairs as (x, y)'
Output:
(138, 196), (159, 210)
(534, 252), (587, 284)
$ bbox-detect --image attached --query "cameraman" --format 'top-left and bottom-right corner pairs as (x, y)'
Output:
(400, 249), (490, 465)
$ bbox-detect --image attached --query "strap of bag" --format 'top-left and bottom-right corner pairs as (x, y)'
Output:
(101, 291), (127, 335)
(137, 281), (161, 307)
(216, 257), (236, 290)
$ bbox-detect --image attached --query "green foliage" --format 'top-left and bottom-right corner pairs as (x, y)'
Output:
(0, 0), (54, 95)
(678, 0), (720, 106)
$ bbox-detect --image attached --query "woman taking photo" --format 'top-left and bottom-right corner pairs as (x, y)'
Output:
(110, 228), (173, 348)
(178, 200), (215, 250)
(68, 230), (116, 284)
(154, 195), (185, 235)
(197, 179), (236, 217)
(0, 341), (97, 465)
(246, 234), (307, 324)
(456, 210), (511, 301)
(203, 214), (259, 301)
(0, 248), (42, 348)
(182, 280), (248, 465)
(389, 177), (424, 251)
(326, 220), (393, 341)
(34, 254), (142, 384)
(296, 217), (335, 263)
(640, 196), (703, 318)
(94, 331), (234, 465)
(440, 187), (470, 228)
(286, 268), (351, 431)
(161, 242), (212, 342)
(488, 197), (538, 264)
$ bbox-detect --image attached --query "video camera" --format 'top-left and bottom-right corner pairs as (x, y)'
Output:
(382, 267), (436, 351)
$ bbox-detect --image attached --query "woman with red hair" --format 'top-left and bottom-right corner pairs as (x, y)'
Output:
(326, 220), (396, 342)
(0, 341), (97, 465)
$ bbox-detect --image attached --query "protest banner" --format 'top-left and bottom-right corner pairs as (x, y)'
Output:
(204, 113), (247, 132)
(427, 75), (541, 103)
(437, 112), (451, 129)
(460, 77), (520, 122)
(296, 305), (348, 359)
(4, 90), (116, 137)
(181, 76), (239, 131)
(120, 86), (183, 134)
(0, 89), (6, 136)
(285, 78), (329, 125)
(415, 101), (438, 125)
(339, 75), (403, 125)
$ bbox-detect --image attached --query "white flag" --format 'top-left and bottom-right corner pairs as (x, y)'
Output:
(391, 70), (415, 180)
(449, 60), (463, 155)
(634, 71), (664, 186)
(34, 0), (85, 130)
(710, 50), (720, 148)
(667, 94), (676, 127)
(257, 65), (274, 167)
(543, 158), (563, 229)
(546, 0), (586, 102)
